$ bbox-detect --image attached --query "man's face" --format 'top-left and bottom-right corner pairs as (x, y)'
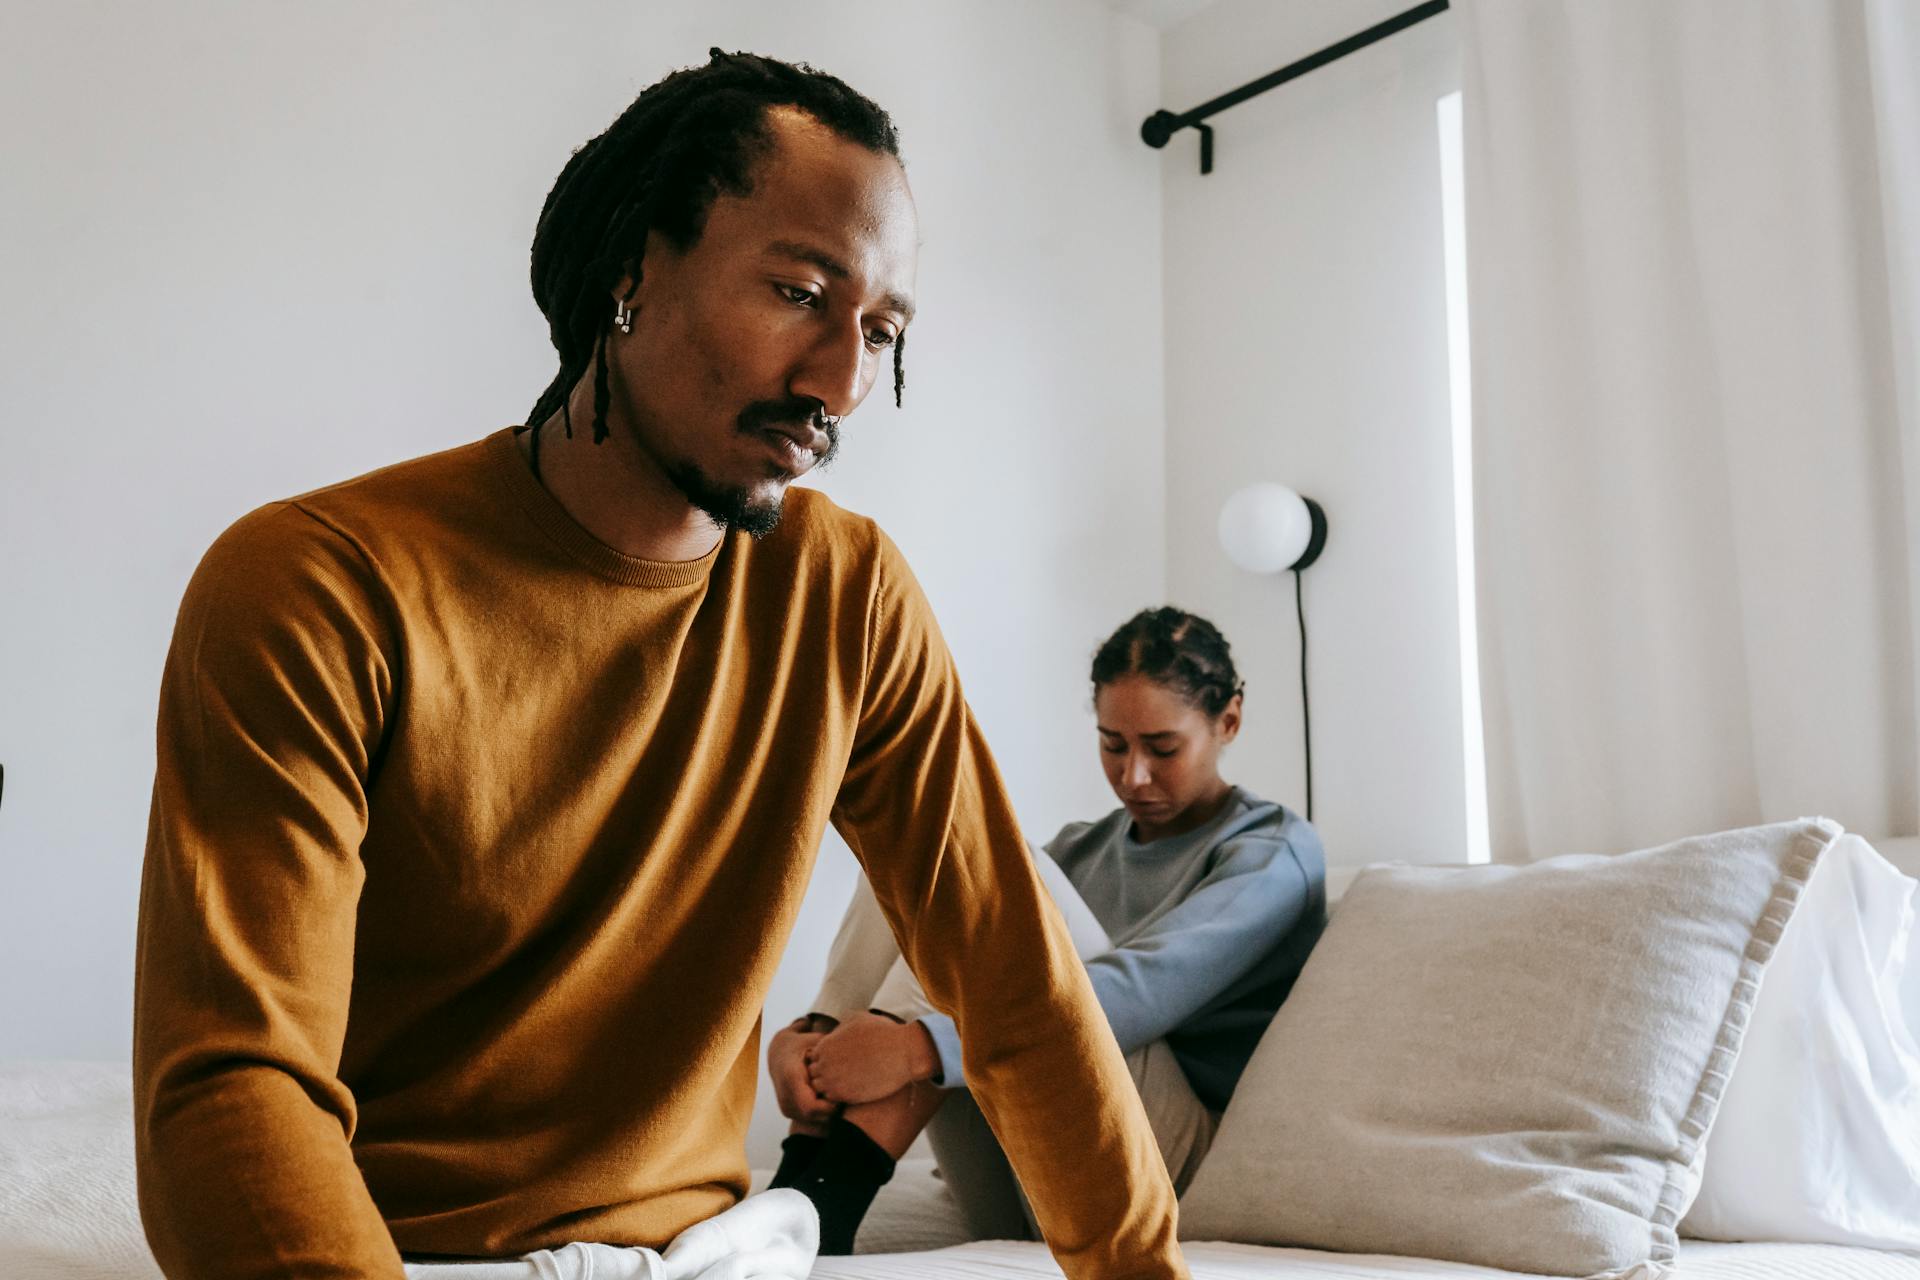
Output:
(608, 106), (919, 536)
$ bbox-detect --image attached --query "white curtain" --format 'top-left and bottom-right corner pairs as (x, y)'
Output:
(1460, 0), (1920, 861)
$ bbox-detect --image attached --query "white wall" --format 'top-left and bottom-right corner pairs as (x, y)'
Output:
(0, 1), (1166, 1168)
(1157, 0), (1469, 867)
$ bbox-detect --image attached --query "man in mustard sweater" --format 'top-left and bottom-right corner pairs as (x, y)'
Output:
(132, 48), (1186, 1280)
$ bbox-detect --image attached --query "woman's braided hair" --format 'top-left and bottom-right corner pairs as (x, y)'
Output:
(1091, 607), (1245, 717)
(525, 49), (906, 446)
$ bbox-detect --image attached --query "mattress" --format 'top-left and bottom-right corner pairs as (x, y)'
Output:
(817, 1239), (1920, 1279)
(836, 1160), (1920, 1278)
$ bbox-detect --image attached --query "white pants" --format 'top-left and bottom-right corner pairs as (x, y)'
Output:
(810, 852), (1217, 1239)
(402, 1188), (817, 1280)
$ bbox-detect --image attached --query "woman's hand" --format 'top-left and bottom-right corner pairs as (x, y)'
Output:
(767, 1019), (836, 1126)
(804, 1011), (939, 1105)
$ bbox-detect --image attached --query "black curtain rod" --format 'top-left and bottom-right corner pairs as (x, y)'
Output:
(1141, 0), (1450, 175)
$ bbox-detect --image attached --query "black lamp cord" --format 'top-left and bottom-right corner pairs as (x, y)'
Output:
(1294, 567), (1313, 823)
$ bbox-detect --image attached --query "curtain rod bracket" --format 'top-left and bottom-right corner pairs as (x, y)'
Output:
(1140, 111), (1214, 176)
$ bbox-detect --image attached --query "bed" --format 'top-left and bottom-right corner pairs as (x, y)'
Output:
(7, 832), (1919, 1278)
(11, 1064), (1916, 1280)
(7, 1067), (1916, 1280)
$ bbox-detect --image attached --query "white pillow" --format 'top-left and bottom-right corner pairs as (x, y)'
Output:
(1880, 837), (1920, 1039)
(1910, 887), (1920, 1046)
(1683, 834), (1920, 1248)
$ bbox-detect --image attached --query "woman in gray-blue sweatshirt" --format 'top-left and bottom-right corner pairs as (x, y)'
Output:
(768, 606), (1328, 1251)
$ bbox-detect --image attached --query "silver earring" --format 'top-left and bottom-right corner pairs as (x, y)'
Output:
(613, 302), (633, 334)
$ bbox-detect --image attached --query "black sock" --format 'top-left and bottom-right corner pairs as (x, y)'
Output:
(784, 1115), (897, 1255)
(768, 1132), (825, 1190)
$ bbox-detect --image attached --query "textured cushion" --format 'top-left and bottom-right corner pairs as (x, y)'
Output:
(1682, 835), (1920, 1248)
(1178, 818), (1839, 1279)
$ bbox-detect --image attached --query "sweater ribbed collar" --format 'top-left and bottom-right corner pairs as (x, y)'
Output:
(488, 426), (722, 589)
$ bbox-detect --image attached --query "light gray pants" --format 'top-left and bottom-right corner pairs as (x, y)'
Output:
(809, 852), (1216, 1239)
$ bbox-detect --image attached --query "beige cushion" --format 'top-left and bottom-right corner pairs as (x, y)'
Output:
(1177, 818), (1839, 1279)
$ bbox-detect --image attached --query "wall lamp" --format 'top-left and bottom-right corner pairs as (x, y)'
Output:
(1218, 484), (1328, 821)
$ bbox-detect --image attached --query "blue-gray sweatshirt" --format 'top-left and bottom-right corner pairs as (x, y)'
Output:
(918, 787), (1325, 1112)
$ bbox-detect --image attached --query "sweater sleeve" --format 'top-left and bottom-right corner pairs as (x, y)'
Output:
(919, 831), (1314, 1086)
(830, 528), (1186, 1280)
(1080, 835), (1313, 1054)
(917, 1010), (966, 1088)
(133, 503), (405, 1280)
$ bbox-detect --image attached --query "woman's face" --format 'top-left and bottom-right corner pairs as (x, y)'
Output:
(1094, 673), (1241, 840)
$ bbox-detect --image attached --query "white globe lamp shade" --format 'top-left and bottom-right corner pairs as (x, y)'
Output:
(1217, 483), (1327, 574)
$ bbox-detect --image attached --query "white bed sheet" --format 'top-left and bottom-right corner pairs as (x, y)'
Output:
(818, 1239), (1920, 1280)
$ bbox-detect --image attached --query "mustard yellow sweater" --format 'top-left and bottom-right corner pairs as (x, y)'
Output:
(133, 428), (1184, 1279)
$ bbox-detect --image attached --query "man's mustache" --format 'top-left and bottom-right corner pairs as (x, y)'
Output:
(737, 397), (841, 468)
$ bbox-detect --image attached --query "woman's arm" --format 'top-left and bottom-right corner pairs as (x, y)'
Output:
(1079, 833), (1318, 1054)
(914, 829), (1319, 1088)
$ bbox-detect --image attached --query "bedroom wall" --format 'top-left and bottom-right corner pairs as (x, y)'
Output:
(0, 2), (1166, 1167)
(1156, 0), (1472, 866)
